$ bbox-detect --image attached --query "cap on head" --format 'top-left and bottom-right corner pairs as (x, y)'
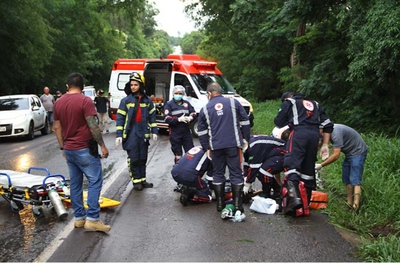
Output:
(98, 89), (104, 95)
(173, 85), (185, 96)
(129, 72), (145, 85)
(56, 90), (61, 94)
(281, 91), (294, 102)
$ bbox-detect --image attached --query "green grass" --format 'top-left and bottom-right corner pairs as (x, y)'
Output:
(251, 100), (400, 262)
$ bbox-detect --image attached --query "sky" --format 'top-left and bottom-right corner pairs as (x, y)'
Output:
(152, 0), (197, 37)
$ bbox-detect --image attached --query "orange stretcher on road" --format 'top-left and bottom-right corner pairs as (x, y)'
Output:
(0, 166), (120, 219)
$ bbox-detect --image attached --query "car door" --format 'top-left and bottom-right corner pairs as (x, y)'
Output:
(32, 96), (45, 128)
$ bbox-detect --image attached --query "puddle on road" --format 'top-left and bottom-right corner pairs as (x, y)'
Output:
(0, 202), (68, 262)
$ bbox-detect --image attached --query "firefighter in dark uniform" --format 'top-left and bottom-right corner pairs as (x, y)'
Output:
(197, 82), (251, 213)
(274, 92), (333, 216)
(115, 72), (158, 191)
(243, 130), (289, 201)
(171, 146), (213, 206)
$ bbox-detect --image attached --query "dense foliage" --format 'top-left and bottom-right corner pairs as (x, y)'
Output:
(0, 0), (172, 95)
(185, 0), (400, 136)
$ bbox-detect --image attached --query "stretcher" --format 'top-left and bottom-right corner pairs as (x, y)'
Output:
(0, 167), (120, 219)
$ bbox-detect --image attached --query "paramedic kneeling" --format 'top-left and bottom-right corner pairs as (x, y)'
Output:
(171, 146), (213, 206)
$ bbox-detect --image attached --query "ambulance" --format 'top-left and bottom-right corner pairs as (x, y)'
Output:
(108, 54), (254, 137)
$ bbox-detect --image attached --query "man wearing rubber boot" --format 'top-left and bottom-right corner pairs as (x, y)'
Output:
(275, 92), (333, 216)
(171, 146), (213, 206)
(115, 72), (158, 191)
(197, 82), (251, 213)
(243, 131), (289, 202)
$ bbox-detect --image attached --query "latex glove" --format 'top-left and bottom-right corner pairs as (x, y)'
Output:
(242, 139), (248, 152)
(115, 137), (122, 147)
(152, 134), (158, 142)
(243, 183), (252, 195)
(320, 144), (329, 160)
(185, 116), (193, 122)
(178, 114), (187, 123)
(207, 149), (212, 160)
(315, 163), (323, 170)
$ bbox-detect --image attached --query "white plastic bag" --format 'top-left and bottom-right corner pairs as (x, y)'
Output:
(249, 196), (279, 214)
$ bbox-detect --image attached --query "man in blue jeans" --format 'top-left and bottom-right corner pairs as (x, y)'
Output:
(54, 72), (110, 233)
(315, 123), (368, 211)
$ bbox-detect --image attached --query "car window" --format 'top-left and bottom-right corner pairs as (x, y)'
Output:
(34, 96), (42, 107)
(0, 98), (30, 111)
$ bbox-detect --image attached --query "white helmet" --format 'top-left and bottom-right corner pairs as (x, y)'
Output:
(272, 125), (289, 139)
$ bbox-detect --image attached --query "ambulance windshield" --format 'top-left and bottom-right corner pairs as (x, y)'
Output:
(190, 74), (236, 95)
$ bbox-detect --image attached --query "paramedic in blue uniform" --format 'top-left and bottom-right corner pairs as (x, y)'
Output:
(274, 92), (333, 215)
(164, 85), (197, 192)
(243, 130), (289, 201)
(197, 82), (251, 213)
(115, 72), (158, 191)
(171, 146), (213, 206)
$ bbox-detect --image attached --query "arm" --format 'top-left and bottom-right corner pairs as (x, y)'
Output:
(197, 109), (210, 150)
(274, 101), (291, 128)
(54, 120), (64, 153)
(320, 147), (341, 167)
(236, 100), (251, 142)
(148, 99), (158, 135)
(86, 115), (109, 158)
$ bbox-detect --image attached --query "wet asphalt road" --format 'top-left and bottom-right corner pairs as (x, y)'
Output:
(0, 127), (360, 262)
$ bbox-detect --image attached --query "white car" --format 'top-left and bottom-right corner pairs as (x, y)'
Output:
(0, 94), (50, 140)
(82, 86), (96, 103)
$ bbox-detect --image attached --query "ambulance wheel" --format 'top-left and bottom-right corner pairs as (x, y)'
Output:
(190, 120), (199, 138)
(10, 201), (24, 213)
(32, 206), (44, 219)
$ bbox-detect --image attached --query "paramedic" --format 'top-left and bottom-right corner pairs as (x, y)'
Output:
(197, 82), (251, 213)
(171, 146), (213, 206)
(115, 72), (158, 191)
(274, 92), (333, 216)
(164, 85), (197, 192)
(315, 123), (368, 211)
(54, 72), (110, 233)
(243, 129), (290, 201)
(40, 86), (55, 132)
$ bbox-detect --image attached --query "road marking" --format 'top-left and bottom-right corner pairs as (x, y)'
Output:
(33, 164), (126, 263)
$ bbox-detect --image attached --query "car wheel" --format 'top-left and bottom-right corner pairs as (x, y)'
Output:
(26, 122), (35, 140)
(190, 119), (199, 138)
(41, 119), (49, 135)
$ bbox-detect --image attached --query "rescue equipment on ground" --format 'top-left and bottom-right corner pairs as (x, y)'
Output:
(0, 167), (120, 219)
(309, 190), (329, 210)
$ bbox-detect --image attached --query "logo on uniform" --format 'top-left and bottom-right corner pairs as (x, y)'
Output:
(188, 146), (201, 155)
(183, 103), (188, 108)
(215, 103), (223, 111)
(165, 109), (169, 115)
(303, 100), (314, 111)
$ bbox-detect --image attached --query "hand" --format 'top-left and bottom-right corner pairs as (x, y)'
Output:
(242, 139), (248, 152)
(101, 145), (109, 159)
(320, 144), (329, 160)
(207, 149), (212, 160)
(152, 134), (158, 142)
(243, 183), (252, 195)
(185, 116), (193, 122)
(178, 114), (187, 123)
(315, 163), (323, 170)
(115, 137), (122, 147)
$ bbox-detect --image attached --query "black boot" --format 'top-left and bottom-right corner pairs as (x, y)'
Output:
(284, 180), (302, 215)
(213, 183), (225, 212)
(232, 184), (244, 213)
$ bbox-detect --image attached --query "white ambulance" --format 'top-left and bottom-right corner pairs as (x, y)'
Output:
(108, 54), (254, 137)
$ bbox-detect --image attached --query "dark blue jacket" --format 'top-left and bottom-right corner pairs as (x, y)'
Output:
(197, 95), (250, 150)
(164, 99), (196, 132)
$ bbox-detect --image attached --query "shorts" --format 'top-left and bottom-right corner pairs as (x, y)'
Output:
(342, 151), (368, 186)
(47, 111), (54, 124)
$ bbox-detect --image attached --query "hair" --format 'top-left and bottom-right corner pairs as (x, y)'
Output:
(207, 82), (222, 93)
(281, 128), (291, 141)
(67, 73), (84, 90)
